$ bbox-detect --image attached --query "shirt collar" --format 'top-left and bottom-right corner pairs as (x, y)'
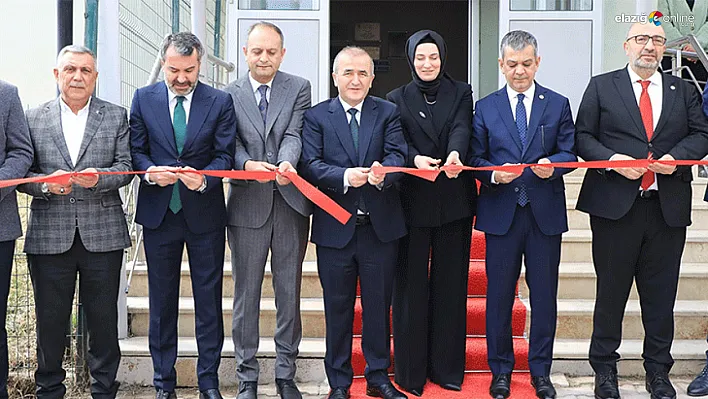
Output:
(338, 96), (364, 114)
(165, 81), (196, 104)
(59, 97), (91, 115)
(506, 82), (535, 103)
(249, 73), (274, 94)
(626, 64), (662, 87)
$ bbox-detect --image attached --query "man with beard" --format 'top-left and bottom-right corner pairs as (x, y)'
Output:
(575, 22), (708, 399)
(130, 32), (237, 399)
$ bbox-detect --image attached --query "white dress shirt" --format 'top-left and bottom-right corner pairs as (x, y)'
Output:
(491, 83), (536, 184)
(249, 73), (273, 104)
(59, 97), (91, 166)
(622, 65), (662, 191)
(166, 81), (195, 124)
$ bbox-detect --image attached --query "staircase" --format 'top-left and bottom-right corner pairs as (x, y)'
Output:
(118, 168), (708, 387)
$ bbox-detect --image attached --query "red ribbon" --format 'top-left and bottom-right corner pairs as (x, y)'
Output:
(4, 169), (352, 225)
(5, 158), (706, 226)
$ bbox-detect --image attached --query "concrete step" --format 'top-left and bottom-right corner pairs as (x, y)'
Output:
(129, 239), (318, 264)
(547, 299), (708, 340)
(559, 229), (708, 263)
(126, 261), (322, 298)
(127, 297), (326, 338)
(116, 336), (708, 387)
(563, 175), (708, 203)
(567, 200), (708, 230)
(519, 262), (708, 301)
(552, 338), (707, 377)
(117, 336), (326, 387)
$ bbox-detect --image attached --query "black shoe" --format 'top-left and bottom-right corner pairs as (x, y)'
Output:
(439, 382), (462, 391)
(237, 381), (257, 399)
(327, 387), (350, 399)
(366, 381), (408, 399)
(276, 378), (303, 399)
(489, 373), (511, 399)
(594, 372), (620, 399)
(199, 389), (223, 399)
(402, 386), (423, 397)
(646, 371), (676, 399)
(156, 390), (177, 399)
(688, 362), (708, 396)
(531, 376), (556, 399)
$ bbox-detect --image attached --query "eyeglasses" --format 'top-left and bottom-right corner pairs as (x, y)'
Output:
(626, 35), (667, 46)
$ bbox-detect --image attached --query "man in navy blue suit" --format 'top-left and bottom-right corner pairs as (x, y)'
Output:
(130, 32), (236, 399)
(300, 46), (408, 399)
(469, 30), (576, 399)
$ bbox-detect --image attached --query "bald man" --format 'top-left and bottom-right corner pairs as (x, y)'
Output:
(575, 22), (708, 399)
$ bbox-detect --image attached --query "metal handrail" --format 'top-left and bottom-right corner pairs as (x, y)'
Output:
(664, 34), (708, 92)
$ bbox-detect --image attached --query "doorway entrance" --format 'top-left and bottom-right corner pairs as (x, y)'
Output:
(329, 0), (470, 98)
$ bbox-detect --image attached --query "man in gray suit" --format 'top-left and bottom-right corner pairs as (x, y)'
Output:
(223, 22), (312, 399)
(0, 80), (33, 399)
(18, 45), (132, 399)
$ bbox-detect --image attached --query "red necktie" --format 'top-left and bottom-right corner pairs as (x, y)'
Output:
(638, 80), (655, 190)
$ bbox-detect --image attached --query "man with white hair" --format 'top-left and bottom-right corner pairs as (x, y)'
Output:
(300, 46), (408, 399)
(19, 45), (132, 399)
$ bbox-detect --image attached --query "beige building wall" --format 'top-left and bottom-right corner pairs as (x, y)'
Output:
(0, 0), (85, 109)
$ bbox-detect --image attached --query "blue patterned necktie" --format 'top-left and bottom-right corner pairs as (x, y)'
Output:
(515, 93), (529, 207)
(170, 96), (186, 213)
(258, 85), (268, 124)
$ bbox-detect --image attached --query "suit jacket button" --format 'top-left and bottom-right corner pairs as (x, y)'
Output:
(514, 187), (519, 192)
(648, 143), (653, 148)
(354, 201), (359, 206)
(267, 152), (273, 157)
(69, 198), (76, 204)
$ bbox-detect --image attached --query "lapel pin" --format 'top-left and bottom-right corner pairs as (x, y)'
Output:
(539, 94), (545, 100)
(419, 111), (426, 119)
(670, 85), (676, 90)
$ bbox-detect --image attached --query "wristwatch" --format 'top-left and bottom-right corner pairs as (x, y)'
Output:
(40, 183), (50, 195)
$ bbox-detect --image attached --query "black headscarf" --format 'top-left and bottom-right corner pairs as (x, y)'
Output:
(405, 30), (449, 98)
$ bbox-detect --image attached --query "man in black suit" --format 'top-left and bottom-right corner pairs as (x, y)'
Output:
(575, 22), (708, 399)
(300, 46), (408, 399)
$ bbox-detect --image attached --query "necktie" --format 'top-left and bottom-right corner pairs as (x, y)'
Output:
(170, 96), (186, 213)
(515, 93), (529, 207)
(638, 80), (655, 190)
(348, 108), (359, 151)
(258, 85), (268, 124)
(347, 108), (366, 213)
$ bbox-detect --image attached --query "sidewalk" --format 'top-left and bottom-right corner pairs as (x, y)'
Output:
(113, 375), (701, 398)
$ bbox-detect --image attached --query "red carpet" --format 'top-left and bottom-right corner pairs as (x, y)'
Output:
(348, 372), (538, 398)
(344, 229), (533, 398)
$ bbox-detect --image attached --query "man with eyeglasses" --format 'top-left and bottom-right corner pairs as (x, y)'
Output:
(575, 22), (708, 399)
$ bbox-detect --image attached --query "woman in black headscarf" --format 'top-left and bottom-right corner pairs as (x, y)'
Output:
(386, 30), (476, 396)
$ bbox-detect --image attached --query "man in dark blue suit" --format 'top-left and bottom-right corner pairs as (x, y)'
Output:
(130, 32), (236, 399)
(300, 46), (408, 399)
(469, 30), (576, 399)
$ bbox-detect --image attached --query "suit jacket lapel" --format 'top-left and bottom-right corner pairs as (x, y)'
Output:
(46, 99), (74, 168)
(148, 83), (178, 154)
(265, 72), (290, 137)
(235, 75), (266, 138)
(358, 97), (377, 165)
(614, 69), (647, 139)
(494, 88), (523, 152)
(75, 98), (104, 165)
(183, 83), (215, 152)
(652, 75), (677, 141)
(328, 99), (357, 165)
(524, 83), (548, 157)
(402, 83), (438, 147)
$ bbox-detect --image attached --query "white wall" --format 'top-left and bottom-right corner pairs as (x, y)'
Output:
(0, 0), (85, 109)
